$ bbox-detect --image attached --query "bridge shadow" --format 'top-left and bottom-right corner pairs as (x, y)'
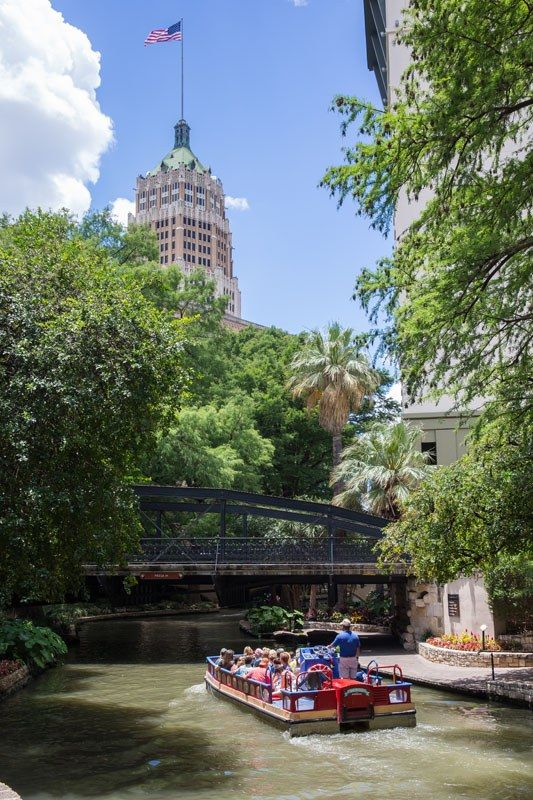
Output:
(0, 693), (238, 798)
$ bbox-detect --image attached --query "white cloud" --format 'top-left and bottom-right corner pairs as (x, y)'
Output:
(225, 196), (250, 212)
(110, 197), (135, 227)
(291, 0), (309, 6)
(0, 0), (113, 217)
(387, 381), (403, 405)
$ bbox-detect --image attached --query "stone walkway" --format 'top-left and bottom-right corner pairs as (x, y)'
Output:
(365, 649), (533, 707)
(0, 783), (22, 800)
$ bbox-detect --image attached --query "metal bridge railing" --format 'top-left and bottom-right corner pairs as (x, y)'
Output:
(131, 536), (381, 566)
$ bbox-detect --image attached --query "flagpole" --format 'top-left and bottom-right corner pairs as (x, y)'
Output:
(181, 18), (184, 120)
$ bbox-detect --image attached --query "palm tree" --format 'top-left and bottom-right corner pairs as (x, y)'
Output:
(288, 323), (379, 473)
(288, 323), (379, 614)
(331, 421), (432, 519)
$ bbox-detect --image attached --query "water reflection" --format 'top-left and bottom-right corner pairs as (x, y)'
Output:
(0, 613), (531, 800)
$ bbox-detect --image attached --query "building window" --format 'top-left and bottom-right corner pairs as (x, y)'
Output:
(197, 186), (205, 207)
(161, 185), (169, 205)
(139, 191), (146, 211)
(421, 441), (437, 465)
(184, 182), (193, 205)
(171, 182), (179, 202)
(149, 188), (157, 208)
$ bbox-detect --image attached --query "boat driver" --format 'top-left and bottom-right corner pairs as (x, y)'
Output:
(329, 619), (361, 679)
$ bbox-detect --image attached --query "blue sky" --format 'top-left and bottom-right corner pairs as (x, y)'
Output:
(51, 0), (389, 333)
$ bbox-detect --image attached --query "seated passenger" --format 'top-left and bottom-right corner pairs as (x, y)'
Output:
(247, 658), (271, 684)
(235, 655), (254, 676)
(218, 649), (234, 671)
(271, 659), (285, 690)
(231, 657), (245, 674)
(243, 646), (254, 658)
(252, 648), (263, 666)
(216, 648), (228, 666)
(299, 671), (328, 691)
(280, 652), (292, 672)
(289, 650), (299, 674)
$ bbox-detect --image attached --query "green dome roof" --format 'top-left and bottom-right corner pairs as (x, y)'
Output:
(147, 120), (207, 176)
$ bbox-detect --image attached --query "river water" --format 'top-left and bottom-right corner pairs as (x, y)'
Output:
(0, 612), (531, 800)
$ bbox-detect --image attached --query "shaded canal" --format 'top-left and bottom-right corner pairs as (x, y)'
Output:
(1, 612), (532, 800)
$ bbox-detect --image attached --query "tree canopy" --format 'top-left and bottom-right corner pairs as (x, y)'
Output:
(377, 420), (533, 582)
(149, 399), (274, 493)
(0, 211), (187, 605)
(288, 323), (379, 472)
(332, 421), (431, 518)
(322, 0), (533, 425)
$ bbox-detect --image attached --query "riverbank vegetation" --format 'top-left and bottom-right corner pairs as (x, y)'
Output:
(0, 619), (67, 670)
(323, 0), (533, 624)
(0, 209), (398, 610)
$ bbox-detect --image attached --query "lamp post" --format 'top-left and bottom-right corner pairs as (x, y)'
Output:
(480, 624), (495, 679)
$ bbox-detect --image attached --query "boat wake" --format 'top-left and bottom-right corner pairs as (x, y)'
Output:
(184, 682), (207, 697)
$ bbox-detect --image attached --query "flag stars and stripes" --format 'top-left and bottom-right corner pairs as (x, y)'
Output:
(145, 21), (182, 45)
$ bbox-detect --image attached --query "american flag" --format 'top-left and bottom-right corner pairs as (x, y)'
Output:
(144, 20), (182, 45)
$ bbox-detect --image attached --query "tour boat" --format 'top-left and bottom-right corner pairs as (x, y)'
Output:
(205, 649), (416, 737)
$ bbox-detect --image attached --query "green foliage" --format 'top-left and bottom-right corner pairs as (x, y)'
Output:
(484, 554), (533, 631)
(322, 0), (533, 425)
(246, 605), (304, 634)
(332, 421), (432, 518)
(209, 326), (336, 498)
(0, 210), (188, 605)
(78, 207), (158, 265)
(0, 619), (67, 669)
(149, 399), (274, 492)
(41, 603), (112, 626)
(288, 323), (379, 446)
(378, 420), (533, 582)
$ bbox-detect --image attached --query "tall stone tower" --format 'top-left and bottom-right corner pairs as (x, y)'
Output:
(132, 119), (241, 319)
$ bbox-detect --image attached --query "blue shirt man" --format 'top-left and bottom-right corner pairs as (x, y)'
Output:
(330, 620), (361, 679)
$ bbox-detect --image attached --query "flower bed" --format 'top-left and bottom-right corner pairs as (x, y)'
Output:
(426, 631), (500, 652)
(418, 641), (533, 668)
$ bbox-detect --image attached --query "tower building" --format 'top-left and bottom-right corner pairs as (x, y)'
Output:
(132, 119), (241, 319)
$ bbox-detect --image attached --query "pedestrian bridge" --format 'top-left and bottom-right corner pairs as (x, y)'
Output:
(86, 486), (407, 581)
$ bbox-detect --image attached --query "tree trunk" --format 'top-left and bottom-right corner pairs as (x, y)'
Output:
(332, 433), (343, 468)
(307, 584), (318, 619)
(331, 432), (347, 609)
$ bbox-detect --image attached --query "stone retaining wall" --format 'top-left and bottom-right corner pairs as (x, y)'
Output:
(498, 633), (533, 651)
(0, 666), (30, 702)
(306, 621), (391, 635)
(419, 641), (533, 668)
(487, 679), (533, 710)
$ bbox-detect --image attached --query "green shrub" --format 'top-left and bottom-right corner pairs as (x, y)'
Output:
(41, 603), (113, 626)
(0, 620), (67, 669)
(246, 606), (304, 634)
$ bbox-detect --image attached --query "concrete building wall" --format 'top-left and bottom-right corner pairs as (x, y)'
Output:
(443, 577), (497, 639)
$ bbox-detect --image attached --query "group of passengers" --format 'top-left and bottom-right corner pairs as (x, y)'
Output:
(216, 646), (297, 689)
(215, 618), (362, 688)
